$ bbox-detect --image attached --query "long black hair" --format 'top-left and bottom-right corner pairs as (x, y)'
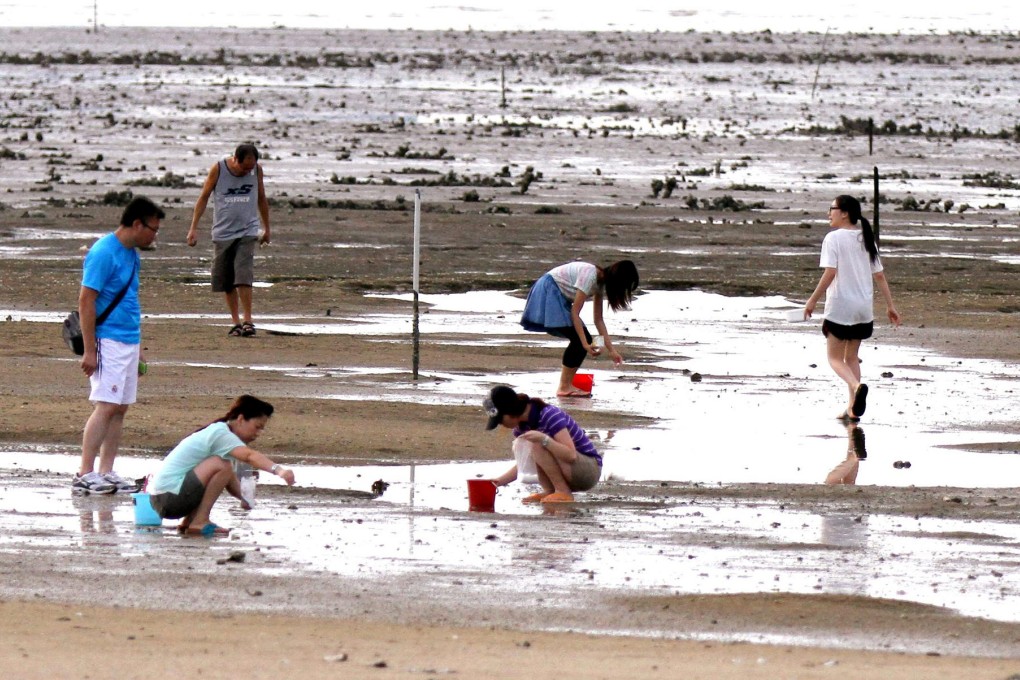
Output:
(216, 395), (274, 423)
(193, 395), (274, 435)
(601, 259), (640, 312)
(492, 387), (547, 421)
(834, 194), (878, 263)
(506, 391), (547, 418)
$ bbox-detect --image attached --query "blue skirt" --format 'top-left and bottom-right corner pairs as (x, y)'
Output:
(520, 274), (573, 337)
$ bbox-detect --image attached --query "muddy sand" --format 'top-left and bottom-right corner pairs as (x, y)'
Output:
(1, 27), (1020, 677)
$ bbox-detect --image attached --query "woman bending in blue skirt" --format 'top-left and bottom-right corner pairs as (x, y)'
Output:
(520, 260), (638, 397)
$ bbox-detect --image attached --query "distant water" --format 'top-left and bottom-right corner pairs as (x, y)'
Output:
(1, 0), (1017, 33)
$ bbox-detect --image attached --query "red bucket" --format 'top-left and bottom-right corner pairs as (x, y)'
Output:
(571, 372), (594, 393)
(467, 479), (497, 512)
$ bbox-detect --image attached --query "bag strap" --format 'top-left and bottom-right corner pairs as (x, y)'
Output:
(95, 257), (137, 327)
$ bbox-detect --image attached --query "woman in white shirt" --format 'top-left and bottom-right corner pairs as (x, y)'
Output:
(520, 260), (639, 397)
(804, 195), (900, 421)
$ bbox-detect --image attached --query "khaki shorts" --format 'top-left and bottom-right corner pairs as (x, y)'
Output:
(569, 453), (602, 492)
(211, 236), (257, 292)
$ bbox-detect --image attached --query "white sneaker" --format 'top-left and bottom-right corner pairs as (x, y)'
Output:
(72, 471), (116, 495)
(103, 471), (141, 493)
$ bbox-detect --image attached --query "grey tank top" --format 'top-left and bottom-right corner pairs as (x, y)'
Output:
(211, 159), (261, 241)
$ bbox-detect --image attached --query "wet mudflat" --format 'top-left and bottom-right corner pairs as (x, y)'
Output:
(2, 290), (1020, 657)
(2, 452), (1020, 658)
(2, 26), (1020, 670)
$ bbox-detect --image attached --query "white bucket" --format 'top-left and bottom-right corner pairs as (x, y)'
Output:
(786, 309), (808, 323)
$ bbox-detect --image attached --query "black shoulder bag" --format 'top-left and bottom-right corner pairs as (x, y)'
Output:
(62, 259), (137, 356)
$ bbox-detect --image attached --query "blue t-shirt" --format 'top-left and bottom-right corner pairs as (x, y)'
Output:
(150, 422), (245, 495)
(513, 402), (601, 465)
(81, 232), (141, 344)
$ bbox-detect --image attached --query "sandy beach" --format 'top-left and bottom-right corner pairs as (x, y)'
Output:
(1, 26), (1020, 677)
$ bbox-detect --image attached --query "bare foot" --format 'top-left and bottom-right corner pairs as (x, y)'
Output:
(556, 389), (592, 398)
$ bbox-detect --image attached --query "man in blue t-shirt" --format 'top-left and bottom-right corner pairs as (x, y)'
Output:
(73, 196), (164, 495)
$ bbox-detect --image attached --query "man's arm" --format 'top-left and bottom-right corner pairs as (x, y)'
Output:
(187, 162), (219, 247)
(256, 163), (270, 245)
(78, 286), (99, 376)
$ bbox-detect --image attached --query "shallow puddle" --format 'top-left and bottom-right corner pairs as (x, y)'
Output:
(6, 289), (1020, 488)
(1, 448), (1018, 629)
(245, 289), (1020, 489)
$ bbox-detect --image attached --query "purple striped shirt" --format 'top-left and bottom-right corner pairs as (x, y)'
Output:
(513, 402), (601, 465)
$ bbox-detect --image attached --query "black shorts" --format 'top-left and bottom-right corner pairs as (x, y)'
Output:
(149, 470), (205, 519)
(822, 319), (874, 341)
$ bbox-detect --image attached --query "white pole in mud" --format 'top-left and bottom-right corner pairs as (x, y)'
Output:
(412, 190), (421, 381)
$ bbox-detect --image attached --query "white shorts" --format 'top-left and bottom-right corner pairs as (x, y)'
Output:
(89, 338), (140, 405)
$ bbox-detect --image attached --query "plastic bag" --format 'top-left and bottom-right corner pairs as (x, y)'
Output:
(513, 437), (540, 484)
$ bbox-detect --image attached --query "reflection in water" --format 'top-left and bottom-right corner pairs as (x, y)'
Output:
(819, 423), (871, 593)
(824, 423), (867, 486)
(78, 507), (115, 534)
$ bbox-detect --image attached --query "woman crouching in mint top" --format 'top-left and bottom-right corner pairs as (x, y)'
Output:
(484, 385), (602, 504)
(148, 395), (295, 536)
(520, 260), (638, 397)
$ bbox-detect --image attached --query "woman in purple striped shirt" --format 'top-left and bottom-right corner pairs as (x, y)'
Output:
(483, 385), (601, 504)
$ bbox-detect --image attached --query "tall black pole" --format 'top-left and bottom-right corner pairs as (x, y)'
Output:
(872, 166), (880, 244)
(412, 190), (421, 381)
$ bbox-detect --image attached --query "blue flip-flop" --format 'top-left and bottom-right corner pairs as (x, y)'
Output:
(187, 523), (230, 537)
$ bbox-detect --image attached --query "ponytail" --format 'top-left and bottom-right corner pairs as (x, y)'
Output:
(834, 194), (878, 263)
(859, 216), (878, 263)
(190, 395), (274, 435)
(217, 394), (274, 423)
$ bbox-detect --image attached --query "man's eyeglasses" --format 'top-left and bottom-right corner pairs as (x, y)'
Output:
(141, 220), (160, 233)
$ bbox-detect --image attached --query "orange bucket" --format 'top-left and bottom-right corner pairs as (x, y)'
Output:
(571, 372), (594, 393)
(467, 479), (497, 512)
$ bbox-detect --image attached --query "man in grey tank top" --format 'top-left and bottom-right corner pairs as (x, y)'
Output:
(187, 143), (271, 337)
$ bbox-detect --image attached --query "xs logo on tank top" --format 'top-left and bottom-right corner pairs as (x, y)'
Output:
(224, 185), (254, 198)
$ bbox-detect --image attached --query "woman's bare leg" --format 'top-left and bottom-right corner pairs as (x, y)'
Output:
(185, 457), (234, 532)
(827, 335), (863, 415)
(531, 442), (577, 496)
(557, 365), (581, 396)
